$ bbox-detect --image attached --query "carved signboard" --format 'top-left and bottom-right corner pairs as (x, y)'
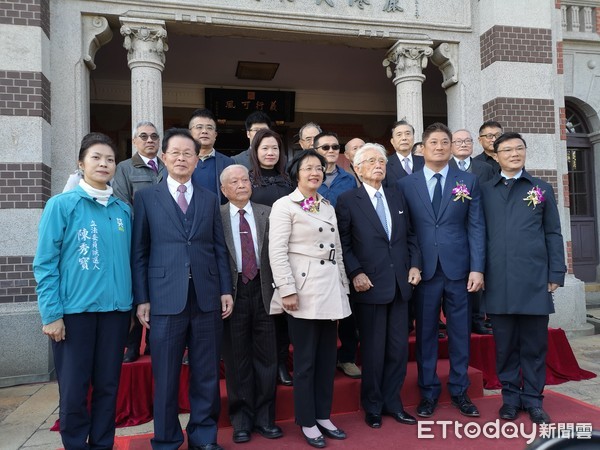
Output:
(205, 88), (296, 122)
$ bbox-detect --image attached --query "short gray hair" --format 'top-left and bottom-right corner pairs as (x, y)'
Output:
(132, 121), (157, 139)
(299, 122), (322, 140)
(452, 128), (472, 138)
(220, 164), (250, 184)
(354, 143), (388, 166)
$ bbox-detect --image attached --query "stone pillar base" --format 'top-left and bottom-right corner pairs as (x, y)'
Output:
(550, 274), (595, 338)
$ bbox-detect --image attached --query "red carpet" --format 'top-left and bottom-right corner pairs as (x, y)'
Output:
(109, 391), (600, 450)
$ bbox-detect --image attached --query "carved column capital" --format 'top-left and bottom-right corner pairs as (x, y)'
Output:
(82, 16), (112, 71)
(383, 40), (433, 84)
(430, 43), (458, 89)
(119, 18), (168, 71)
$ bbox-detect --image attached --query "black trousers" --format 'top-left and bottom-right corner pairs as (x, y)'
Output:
(489, 314), (549, 409)
(287, 316), (337, 427)
(222, 275), (277, 431)
(337, 308), (359, 363)
(52, 310), (129, 450)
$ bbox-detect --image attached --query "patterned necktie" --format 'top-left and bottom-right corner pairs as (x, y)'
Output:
(177, 184), (188, 214)
(374, 192), (389, 239)
(403, 157), (412, 175)
(432, 173), (442, 218)
(239, 210), (258, 284)
(458, 160), (466, 171)
(147, 159), (158, 174)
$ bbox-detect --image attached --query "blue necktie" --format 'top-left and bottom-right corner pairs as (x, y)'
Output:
(432, 173), (442, 218)
(374, 191), (389, 239)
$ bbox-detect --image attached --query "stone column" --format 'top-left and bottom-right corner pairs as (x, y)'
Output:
(119, 18), (168, 135)
(383, 39), (433, 139)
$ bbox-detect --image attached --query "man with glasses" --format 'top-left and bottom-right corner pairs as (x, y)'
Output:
(298, 122), (322, 150)
(383, 120), (425, 189)
(189, 108), (234, 204)
(474, 120), (503, 173)
(113, 120), (166, 363)
(232, 111), (272, 169)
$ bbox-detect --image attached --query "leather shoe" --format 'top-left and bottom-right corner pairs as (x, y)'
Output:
(472, 325), (493, 335)
(232, 430), (251, 443)
(365, 412), (382, 428)
(383, 409), (417, 425)
(123, 347), (139, 363)
(417, 398), (438, 417)
(499, 404), (519, 420)
(301, 429), (325, 448)
(316, 423), (346, 439)
(189, 444), (223, 450)
(254, 424), (283, 439)
(451, 394), (480, 417)
(527, 407), (551, 424)
(277, 363), (293, 386)
(337, 361), (362, 379)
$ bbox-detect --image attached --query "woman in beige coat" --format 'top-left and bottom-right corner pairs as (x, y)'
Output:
(269, 149), (351, 448)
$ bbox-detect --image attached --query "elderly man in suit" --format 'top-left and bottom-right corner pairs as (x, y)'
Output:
(132, 128), (233, 450)
(219, 164), (283, 444)
(398, 122), (485, 419)
(481, 132), (565, 424)
(383, 120), (425, 189)
(337, 143), (422, 429)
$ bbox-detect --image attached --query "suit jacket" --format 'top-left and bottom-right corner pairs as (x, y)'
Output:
(449, 157), (496, 184)
(220, 201), (274, 313)
(191, 150), (235, 204)
(336, 185), (422, 304)
(481, 170), (566, 315)
(397, 167), (485, 281)
(132, 179), (232, 314)
(473, 151), (501, 173)
(112, 152), (166, 206)
(383, 154), (425, 189)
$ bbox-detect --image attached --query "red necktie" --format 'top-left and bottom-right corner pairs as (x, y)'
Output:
(239, 210), (258, 284)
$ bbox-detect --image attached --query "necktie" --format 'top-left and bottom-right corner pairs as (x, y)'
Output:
(147, 159), (158, 173)
(177, 184), (188, 214)
(403, 158), (412, 175)
(458, 160), (466, 171)
(239, 210), (258, 284)
(432, 173), (442, 218)
(374, 192), (389, 239)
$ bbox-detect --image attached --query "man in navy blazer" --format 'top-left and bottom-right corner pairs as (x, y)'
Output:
(337, 143), (422, 429)
(397, 123), (485, 419)
(133, 128), (233, 450)
(383, 120), (425, 189)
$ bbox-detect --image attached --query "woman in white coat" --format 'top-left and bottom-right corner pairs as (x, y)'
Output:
(269, 149), (351, 448)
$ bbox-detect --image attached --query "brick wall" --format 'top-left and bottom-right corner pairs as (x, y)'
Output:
(0, 256), (36, 303)
(566, 241), (573, 274)
(480, 26), (552, 70)
(562, 172), (570, 209)
(559, 107), (567, 140)
(557, 41), (563, 75)
(483, 97), (555, 134)
(0, 163), (51, 209)
(0, 0), (49, 38)
(0, 71), (51, 123)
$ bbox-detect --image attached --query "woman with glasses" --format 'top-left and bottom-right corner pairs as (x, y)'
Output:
(269, 150), (351, 448)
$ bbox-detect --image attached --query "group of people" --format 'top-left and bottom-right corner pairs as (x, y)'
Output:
(33, 110), (566, 450)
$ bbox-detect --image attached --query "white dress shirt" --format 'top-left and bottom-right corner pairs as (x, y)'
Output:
(363, 183), (392, 237)
(166, 176), (193, 205)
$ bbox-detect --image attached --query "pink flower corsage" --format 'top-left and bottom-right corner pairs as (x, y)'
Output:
(300, 196), (320, 213)
(524, 186), (545, 209)
(452, 182), (472, 202)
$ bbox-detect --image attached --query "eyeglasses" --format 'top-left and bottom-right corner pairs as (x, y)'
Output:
(452, 138), (473, 145)
(190, 124), (216, 132)
(165, 151), (197, 159)
(357, 157), (387, 166)
(480, 133), (502, 140)
(138, 133), (159, 142)
(315, 144), (341, 151)
(299, 165), (325, 173)
(496, 145), (526, 154)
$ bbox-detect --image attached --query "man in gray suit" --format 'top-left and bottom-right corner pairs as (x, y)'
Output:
(219, 165), (283, 444)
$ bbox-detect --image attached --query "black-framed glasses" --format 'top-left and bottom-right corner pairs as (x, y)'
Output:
(479, 133), (502, 140)
(316, 144), (341, 151)
(138, 133), (159, 142)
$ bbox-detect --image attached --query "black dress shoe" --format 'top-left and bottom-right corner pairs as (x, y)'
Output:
(123, 347), (139, 363)
(417, 398), (438, 417)
(472, 325), (493, 335)
(365, 412), (382, 428)
(254, 424), (283, 439)
(527, 407), (551, 424)
(316, 423), (346, 439)
(232, 430), (251, 443)
(277, 363), (293, 386)
(189, 444), (224, 450)
(499, 404), (519, 420)
(383, 409), (417, 425)
(451, 394), (480, 417)
(484, 318), (492, 329)
(301, 429), (326, 448)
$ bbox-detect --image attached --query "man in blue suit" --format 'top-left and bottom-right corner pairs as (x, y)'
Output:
(383, 120), (425, 189)
(133, 128), (233, 450)
(398, 122), (485, 419)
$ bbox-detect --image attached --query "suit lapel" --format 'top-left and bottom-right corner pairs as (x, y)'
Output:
(413, 171), (437, 221)
(253, 203), (268, 260)
(155, 182), (187, 237)
(384, 188), (402, 241)
(221, 206), (237, 267)
(437, 170), (457, 219)
(189, 185), (206, 237)
(356, 186), (388, 239)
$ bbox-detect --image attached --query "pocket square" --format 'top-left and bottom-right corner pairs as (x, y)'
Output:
(398, 210), (404, 214)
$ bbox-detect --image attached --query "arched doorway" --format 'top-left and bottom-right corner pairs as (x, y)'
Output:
(566, 103), (598, 281)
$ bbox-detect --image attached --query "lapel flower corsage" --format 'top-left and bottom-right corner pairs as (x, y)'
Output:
(452, 182), (472, 202)
(300, 196), (320, 213)
(523, 186), (545, 209)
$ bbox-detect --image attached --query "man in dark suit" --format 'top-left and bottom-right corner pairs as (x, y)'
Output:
(398, 122), (485, 419)
(133, 128), (233, 450)
(337, 143), (422, 429)
(481, 132), (565, 424)
(449, 128), (495, 336)
(219, 164), (283, 444)
(474, 120), (503, 173)
(383, 120), (425, 189)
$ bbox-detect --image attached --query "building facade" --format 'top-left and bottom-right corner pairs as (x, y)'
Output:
(0, 0), (597, 386)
